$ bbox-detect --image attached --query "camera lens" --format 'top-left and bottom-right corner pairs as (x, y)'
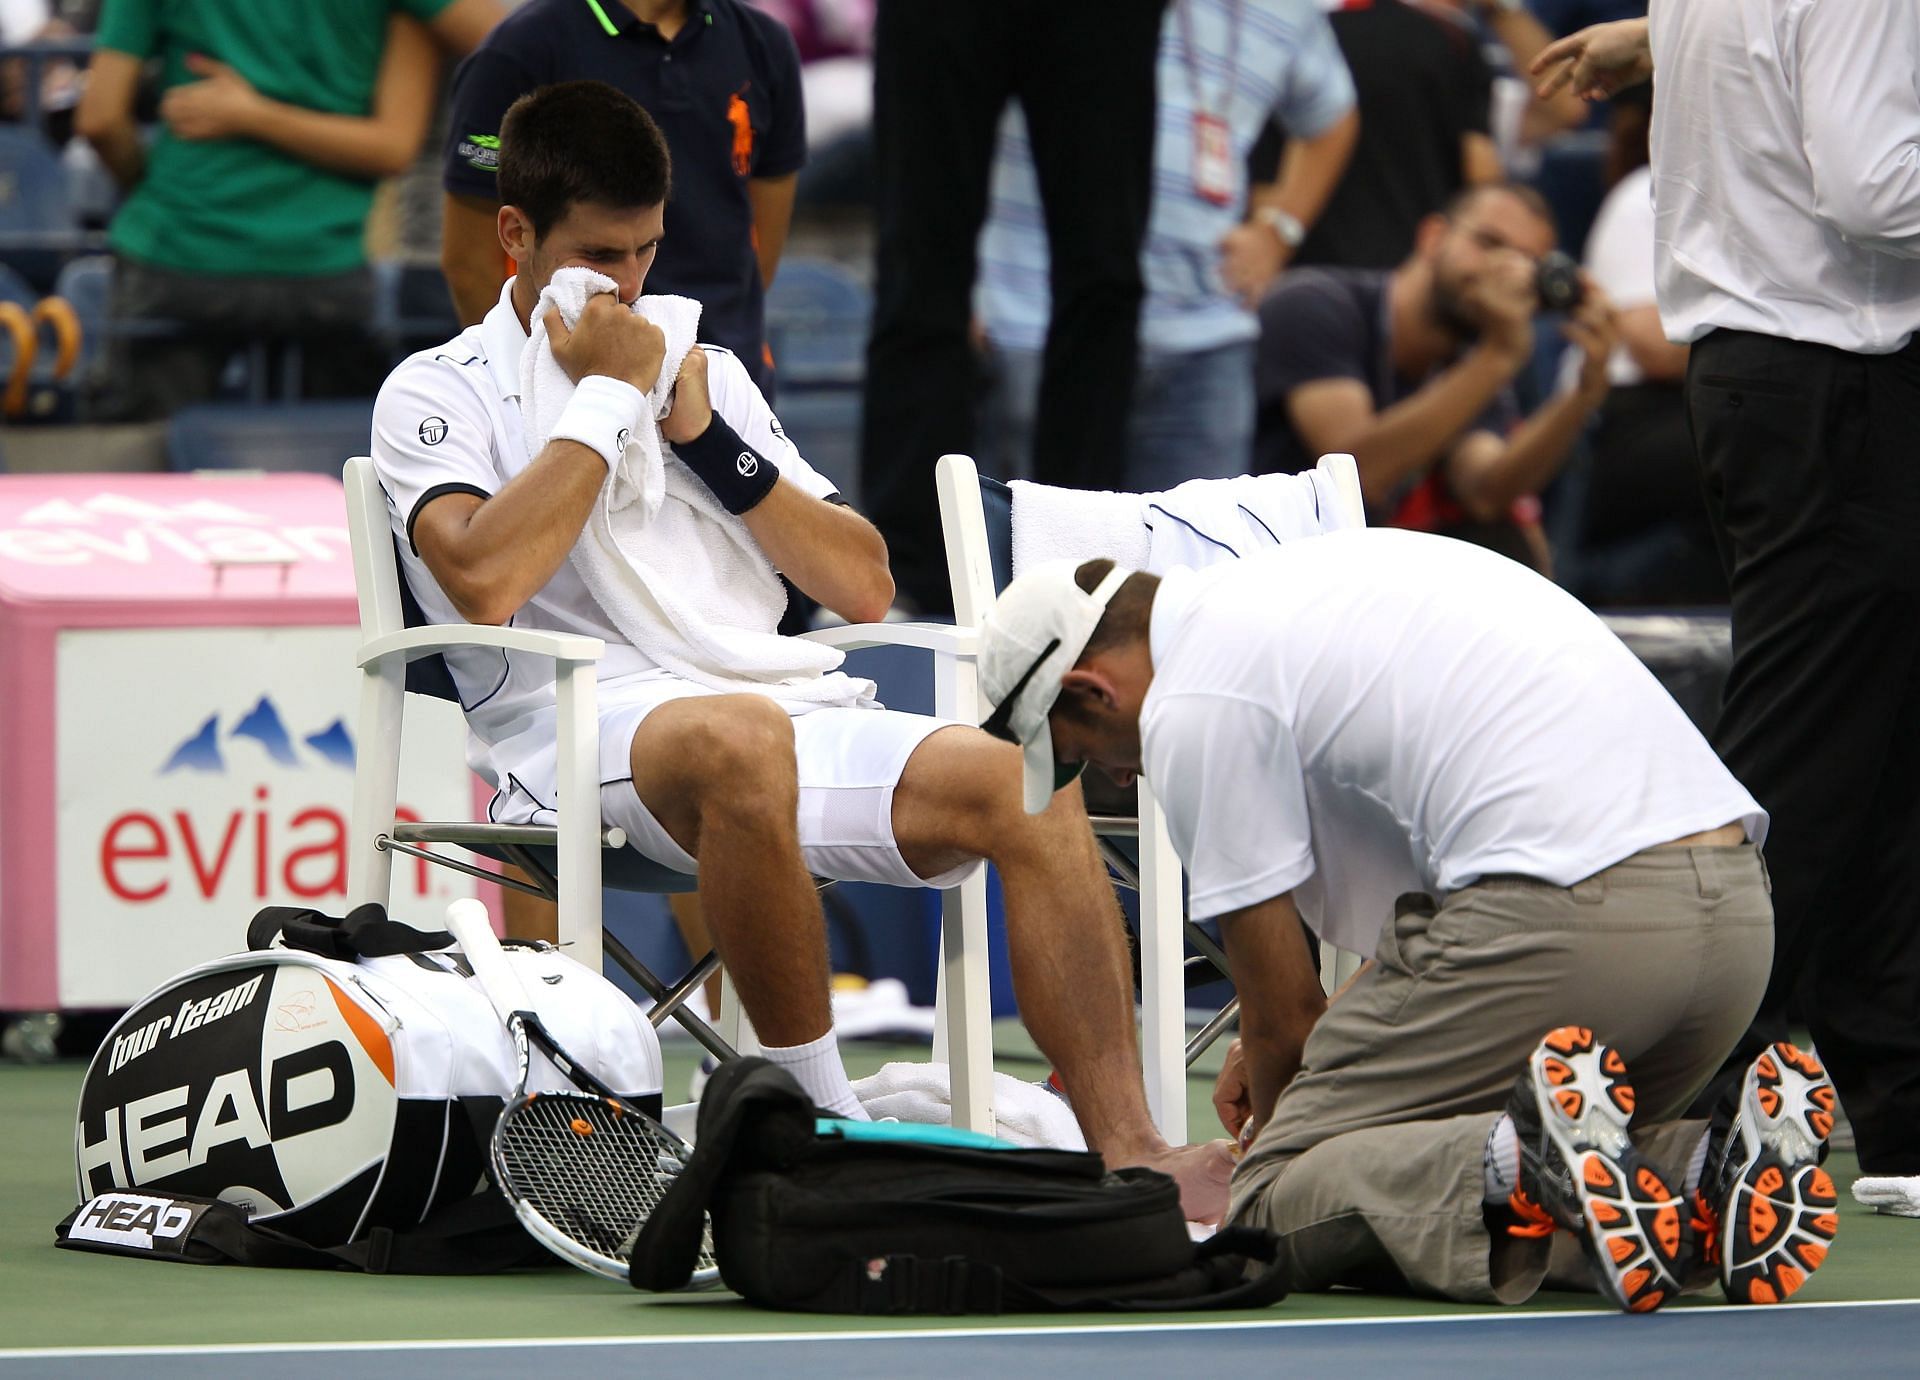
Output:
(1535, 250), (1584, 312)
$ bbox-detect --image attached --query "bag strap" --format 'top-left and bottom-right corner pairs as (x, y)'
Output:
(248, 902), (454, 961)
(629, 1057), (822, 1291)
(60, 1189), (548, 1275)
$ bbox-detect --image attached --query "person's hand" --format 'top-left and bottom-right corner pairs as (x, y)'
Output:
(1529, 18), (1653, 102)
(1562, 276), (1618, 404)
(1470, 251), (1540, 365)
(1212, 1038), (1256, 1145)
(544, 293), (666, 394)
(661, 346), (714, 446)
(159, 54), (266, 141)
(1218, 222), (1289, 310)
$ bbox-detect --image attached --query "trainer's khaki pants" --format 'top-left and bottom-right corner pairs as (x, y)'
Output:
(1227, 845), (1773, 1303)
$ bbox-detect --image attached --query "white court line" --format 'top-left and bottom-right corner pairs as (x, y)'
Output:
(3, 1296), (1917, 1361)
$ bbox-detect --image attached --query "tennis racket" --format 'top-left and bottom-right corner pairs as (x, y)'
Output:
(442, 899), (717, 1285)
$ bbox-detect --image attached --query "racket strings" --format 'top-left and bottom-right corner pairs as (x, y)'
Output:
(496, 1093), (715, 1273)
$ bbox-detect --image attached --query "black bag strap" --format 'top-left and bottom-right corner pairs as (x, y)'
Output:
(59, 1189), (549, 1275)
(630, 1057), (821, 1290)
(247, 902), (453, 961)
(825, 1228), (1287, 1315)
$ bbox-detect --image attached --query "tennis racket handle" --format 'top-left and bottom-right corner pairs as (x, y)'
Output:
(442, 898), (534, 1021)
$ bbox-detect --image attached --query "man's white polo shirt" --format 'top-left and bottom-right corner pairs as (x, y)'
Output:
(370, 279), (840, 757)
(1141, 531), (1767, 957)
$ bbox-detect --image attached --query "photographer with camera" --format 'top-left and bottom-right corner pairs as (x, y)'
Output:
(1253, 181), (1614, 569)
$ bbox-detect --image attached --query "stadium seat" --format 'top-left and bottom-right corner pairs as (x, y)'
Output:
(166, 399), (379, 474)
(769, 386), (860, 506)
(372, 259), (463, 358)
(765, 257), (868, 388)
(935, 452), (1369, 1141)
(340, 455), (999, 1129)
(0, 125), (84, 287)
(50, 254), (110, 378)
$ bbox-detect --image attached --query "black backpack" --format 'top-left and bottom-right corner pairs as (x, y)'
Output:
(630, 1058), (1288, 1314)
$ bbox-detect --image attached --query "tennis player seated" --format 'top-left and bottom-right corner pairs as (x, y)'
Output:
(367, 80), (1234, 1219)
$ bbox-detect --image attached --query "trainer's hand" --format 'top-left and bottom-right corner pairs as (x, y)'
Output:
(661, 346), (713, 446)
(1529, 18), (1652, 102)
(1213, 1039), (1255, 1144)
(545, 293), (666, 394)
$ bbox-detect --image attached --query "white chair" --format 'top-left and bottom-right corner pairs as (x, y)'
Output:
(340, 455), (998, 1131)
(936, 452), (1368, 1141)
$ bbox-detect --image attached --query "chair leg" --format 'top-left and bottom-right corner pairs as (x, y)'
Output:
(346, 664), (404, 910)
(717, 969), (761, 1057)
(552, 659), (603, 974)
(935, 870), (994, 1134)
(1136, 784), (1187, 1144)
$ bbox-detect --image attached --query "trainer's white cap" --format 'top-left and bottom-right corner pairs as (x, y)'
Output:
(978, 559), (1134, 814)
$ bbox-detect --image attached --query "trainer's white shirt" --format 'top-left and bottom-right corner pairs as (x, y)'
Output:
(1141, 531), (1767, 956)
(370, 279), (839, 772)
(1649, 0), (1920, 354)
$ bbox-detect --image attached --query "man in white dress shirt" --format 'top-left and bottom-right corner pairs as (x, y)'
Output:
(978, 537), (1842, 1309)
(1534, 0), (1920, 1220)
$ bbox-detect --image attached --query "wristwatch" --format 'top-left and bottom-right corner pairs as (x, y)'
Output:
(1255, 205), (1307, 250)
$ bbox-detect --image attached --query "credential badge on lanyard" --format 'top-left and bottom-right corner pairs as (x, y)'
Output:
(1180, 0), (1244, 207)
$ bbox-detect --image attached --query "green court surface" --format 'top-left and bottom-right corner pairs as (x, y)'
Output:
(2, 1029), (1912, 1353)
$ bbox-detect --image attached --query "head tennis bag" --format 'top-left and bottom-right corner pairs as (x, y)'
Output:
(61, 904), (663, 1273)
(630, 1058), (1288, 1313)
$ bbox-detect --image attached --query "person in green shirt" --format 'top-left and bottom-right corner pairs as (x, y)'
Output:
(76, 0), (499, 418)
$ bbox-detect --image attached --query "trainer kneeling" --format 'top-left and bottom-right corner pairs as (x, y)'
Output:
(977, 531), (1839, 1312)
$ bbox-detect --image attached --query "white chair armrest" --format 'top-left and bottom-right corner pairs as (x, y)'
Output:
(802, 621), (978, 657)
(357, 624), (605, 670)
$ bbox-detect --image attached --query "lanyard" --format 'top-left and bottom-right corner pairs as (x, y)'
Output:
(1175, 0), (1245, 122)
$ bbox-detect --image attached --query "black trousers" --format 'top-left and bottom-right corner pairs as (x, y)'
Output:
(859, 0), (1166, 613)
(1687, 327), (1920, 1174)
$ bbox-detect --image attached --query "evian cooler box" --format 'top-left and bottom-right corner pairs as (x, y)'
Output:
(0, 473), (474, 1011)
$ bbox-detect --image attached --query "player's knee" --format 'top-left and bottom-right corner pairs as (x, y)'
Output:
(681, 696), (798, 817)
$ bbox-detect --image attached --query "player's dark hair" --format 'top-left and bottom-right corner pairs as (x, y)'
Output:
(497, 80), (671, 236)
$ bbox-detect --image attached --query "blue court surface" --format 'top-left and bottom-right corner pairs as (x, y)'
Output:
(5, 1301), (1917, 1379)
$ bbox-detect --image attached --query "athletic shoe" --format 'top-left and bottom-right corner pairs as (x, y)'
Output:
(1503, 1026), (1686, 1313)
(1692, 1042), (1840, 1303)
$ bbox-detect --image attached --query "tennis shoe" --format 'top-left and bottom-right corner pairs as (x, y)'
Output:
(1691, 1042), (1839, 1304)
(1503, 1026), (1685, 1313)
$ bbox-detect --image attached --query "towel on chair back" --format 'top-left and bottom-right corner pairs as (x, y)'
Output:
(628, 1058), (1288, 1314)
(523, 267), (871, 705)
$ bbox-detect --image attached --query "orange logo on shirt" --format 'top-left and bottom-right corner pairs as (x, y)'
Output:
(727, 88), (753, 176)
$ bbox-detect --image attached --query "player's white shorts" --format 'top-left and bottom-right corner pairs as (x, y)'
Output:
(481, 673), (982, 890)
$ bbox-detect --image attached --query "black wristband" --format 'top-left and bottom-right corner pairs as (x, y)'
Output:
(671, 415), (779, 515)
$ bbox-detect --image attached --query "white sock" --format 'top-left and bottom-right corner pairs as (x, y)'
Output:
(1483, 1113), (1521, 1206)
(1684, 1128), (1712, 1197)
(762, 1028), (869, 1120)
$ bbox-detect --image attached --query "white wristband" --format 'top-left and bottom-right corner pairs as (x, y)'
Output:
(548, 375), (647, 474)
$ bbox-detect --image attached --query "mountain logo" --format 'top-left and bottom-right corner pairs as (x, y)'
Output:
(160, 698), (356, 775)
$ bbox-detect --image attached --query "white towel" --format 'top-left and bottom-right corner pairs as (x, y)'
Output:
(1008, 481), (1150, 579)
(521, 267), (873, 706)
(851, 1061), (1088, 1151)
(1854, 1174), (1920, 1217)
(1008, 467), (1357, 581)
(521, 268), (702, 516)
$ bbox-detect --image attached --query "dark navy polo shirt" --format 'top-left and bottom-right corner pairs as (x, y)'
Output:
(444, 0), (805, 394)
